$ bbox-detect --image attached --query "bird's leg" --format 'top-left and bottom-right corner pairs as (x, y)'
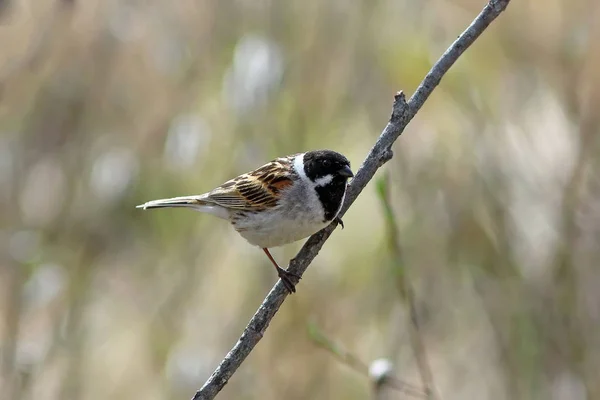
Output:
(334, 216), (344, 229)
(262, 248), (301, 294)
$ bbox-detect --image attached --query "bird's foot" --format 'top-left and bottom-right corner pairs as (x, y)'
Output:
(276, 266), (301, 294)
(335, 216), (344, 229)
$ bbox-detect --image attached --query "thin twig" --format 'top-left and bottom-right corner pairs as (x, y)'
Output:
(307, 322), (371, 376)
(406, 287), (438, 400)
(192, 1), (511, 398)
(378, 174), (439, 400)
(307, 322), (426, 398)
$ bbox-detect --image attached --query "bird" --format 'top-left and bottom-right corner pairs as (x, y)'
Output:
(136, 149), (354, 293)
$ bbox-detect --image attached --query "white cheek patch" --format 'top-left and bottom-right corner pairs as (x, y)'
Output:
(314, 174), (333, 187)
(293, 154), (308, 180)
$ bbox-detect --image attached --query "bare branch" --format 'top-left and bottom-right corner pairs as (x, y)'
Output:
(192, 1), (511, 399)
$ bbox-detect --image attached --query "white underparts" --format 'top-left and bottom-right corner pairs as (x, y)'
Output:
(192, 204), (230, 220)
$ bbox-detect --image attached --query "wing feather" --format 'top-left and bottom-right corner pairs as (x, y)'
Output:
(204, 156), (297, 211)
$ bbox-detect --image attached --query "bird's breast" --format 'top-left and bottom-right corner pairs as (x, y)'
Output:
(233, 209), (329, 248)
(232, 182), (331, 248)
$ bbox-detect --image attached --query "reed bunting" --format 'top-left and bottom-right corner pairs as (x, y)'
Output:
(137, 150), (354, 293)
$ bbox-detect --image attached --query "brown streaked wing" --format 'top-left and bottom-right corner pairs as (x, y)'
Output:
(205, 156), (296, 210)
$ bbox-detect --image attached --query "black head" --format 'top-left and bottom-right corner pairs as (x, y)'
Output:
(302, 150), (353, 222)
(302, 150), (353, 183)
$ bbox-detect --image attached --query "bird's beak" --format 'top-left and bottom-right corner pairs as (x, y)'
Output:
(338, 165), (354, 178)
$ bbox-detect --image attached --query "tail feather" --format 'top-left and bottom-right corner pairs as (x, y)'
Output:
(136, 195), (230, 220)
(136, 195), (207, 210)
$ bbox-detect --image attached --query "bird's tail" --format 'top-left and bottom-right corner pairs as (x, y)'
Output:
(136, 195), (208, 210)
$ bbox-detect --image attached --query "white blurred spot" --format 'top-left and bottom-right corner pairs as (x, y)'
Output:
(9, 230), (40, 263)
(152, 35), (186, 76)
(369, 358), (394, 383)
(108, 4), (146, 42)
(474, 92), (578, 281)
(90, 148), (139, 202)
(16, 340), (49, 370)
(19, 157), (66, 226)
(503, 95), (578, 280)
(222, 34), (283, 115)
(166, 345), (217, 390)
(551, 371), (586, 400)
(164, 115), (209, 170)
(502, 102), (577, 190)
(24, 263), (66, 309)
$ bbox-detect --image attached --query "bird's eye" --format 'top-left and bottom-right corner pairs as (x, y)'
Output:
(322, 159), (332, 168)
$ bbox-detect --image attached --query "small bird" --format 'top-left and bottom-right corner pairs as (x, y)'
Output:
(137, 149), (354, 293)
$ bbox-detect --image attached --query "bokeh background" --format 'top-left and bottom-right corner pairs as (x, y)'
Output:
(1, 0), (599, 399)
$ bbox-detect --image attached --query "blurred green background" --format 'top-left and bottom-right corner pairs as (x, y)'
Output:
(1, 0), (599, 399)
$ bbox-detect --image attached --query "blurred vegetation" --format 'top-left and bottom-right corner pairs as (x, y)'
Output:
(1, 0), (599, 399)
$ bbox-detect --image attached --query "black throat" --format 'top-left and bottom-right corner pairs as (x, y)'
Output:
(315, 177), (347, 222)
